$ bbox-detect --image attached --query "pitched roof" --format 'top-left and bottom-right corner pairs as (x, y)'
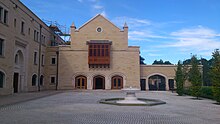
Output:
(78, 14), (121, 30)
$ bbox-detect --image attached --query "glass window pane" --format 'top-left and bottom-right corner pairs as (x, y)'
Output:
(118, 79), (121, 87)
(114, 79), (117, 87)
(77, 78), (80, 86)
(82, 78), (84, 86)
(0, 72), (3, 88)
(0, 39), (3, 55)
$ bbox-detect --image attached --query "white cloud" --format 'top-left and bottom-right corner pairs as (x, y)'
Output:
(93, 5), (103, 9)
(78, 0), (83, 3)
(162, 26), (220, 57)
(100, 11), (107, 17)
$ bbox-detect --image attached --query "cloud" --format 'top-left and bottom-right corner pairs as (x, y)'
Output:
(78, 0), (83, 2)
(112, 17), (168, 42)
(162, 26), (220, 56)
(93, 5), (104, 9)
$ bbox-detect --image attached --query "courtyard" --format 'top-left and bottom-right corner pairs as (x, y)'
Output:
(0, 91), (219, 124)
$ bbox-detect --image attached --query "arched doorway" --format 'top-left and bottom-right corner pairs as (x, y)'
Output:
(75, 75), (87, 89)
(93, 75), (105, 89)
(13, 50), (24, 93)
(148, 75), (166, 91)
(111, 76), (123, 89)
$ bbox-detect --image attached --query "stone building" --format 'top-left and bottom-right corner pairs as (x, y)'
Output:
(0, 0), (180, 95)
(0, 0), (64, 95)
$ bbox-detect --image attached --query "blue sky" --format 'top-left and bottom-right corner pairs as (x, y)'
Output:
(20, 0), (220, 64)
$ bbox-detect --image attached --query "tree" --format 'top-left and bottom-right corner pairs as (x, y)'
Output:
(152, 59), (172, 65)
(175, 61), (184, 96)
(188, 55), (202, 99)
(201, 58), (211, 86)
(140, 56), (146, 65)
(210, 49), (220, 104)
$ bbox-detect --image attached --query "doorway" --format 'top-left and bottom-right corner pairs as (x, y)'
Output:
(75, 76), (87, 89)
(148, 75), (166, 91)
(140, 79), (146, 91)
(13, 73), (19, 93)
(111, 76), (123, 89)
(93, 75), (105, 89)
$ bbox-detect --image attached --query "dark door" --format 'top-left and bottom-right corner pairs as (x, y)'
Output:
(168, 79), (174, 90)
(94, 76), (105, 89)
(140, 79), (146, 91)
(13, 73), (19, 93)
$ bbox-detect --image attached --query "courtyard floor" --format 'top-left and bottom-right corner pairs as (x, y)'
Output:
(0, 90), (220, 124)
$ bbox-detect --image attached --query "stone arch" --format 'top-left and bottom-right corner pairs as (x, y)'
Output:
(147, 73), (168, 91)
(72, 72), (88, 89)
(109, 72), (126, 89)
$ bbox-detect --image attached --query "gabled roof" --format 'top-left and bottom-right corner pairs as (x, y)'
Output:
(78, 14), (121, 30)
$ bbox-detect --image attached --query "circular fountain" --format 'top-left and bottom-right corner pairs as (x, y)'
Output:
(99, 86), (166, 106)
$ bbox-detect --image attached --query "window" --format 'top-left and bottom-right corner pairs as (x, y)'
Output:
(51, 57), (56, 65)
(0, 38), (3, 56)
(40, 75), (44, 86)
(50, 76), (56, 84)
(37, 32), (39, 41)
(32, 74), (37, 86)
(88, 43), (110, 66)
(3, 10), (8, 24)
(28, 28), (30, 35)
(96, 27), (102, 32)
(34, 30), (36, 40)
(0, 7), (2, 21)
(15, 54), (18, 64)
(21, 21), (25, 34)
(14, 18), (16, 27)
(41, 54), (44, 66)
(0, 71), (5, 88)
(34, 52), (37, 64)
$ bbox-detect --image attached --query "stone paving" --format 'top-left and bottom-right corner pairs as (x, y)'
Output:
(0, 90), (220, 124)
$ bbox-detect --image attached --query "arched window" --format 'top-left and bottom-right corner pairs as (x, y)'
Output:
(32, 74), (37, 86)
(75, 75), (87, 89)
(0, 71), (5, 88)
(40, 75), (44, 86)
(111, 76), (123, 89)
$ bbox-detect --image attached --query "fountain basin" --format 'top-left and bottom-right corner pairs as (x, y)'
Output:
(99, 98), (166, 106)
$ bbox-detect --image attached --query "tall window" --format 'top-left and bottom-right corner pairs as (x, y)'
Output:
(34, 30), (36, 41)
(51, 57), (56, 65)
(32, 74), (37, 86)
(21, 21), (25, 34)
(0, 71), (5, 88)
(34, 52), (37, 65)
(0, 38), (4, 56)
(3, 10), (8, 24)
(41, 54), (44, 66)
(0, 7), (2, 21)
(14, 18), (16, 27)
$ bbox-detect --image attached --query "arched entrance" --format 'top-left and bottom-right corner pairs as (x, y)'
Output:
(111, 76), (123, 89)
(75, 75), (87, 89)
(93, 75), (105, 89)
(148, 75), (166, 91)
(13, 50), (24, 93)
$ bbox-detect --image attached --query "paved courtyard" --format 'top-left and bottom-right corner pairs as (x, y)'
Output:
(0, 91), (220, 124)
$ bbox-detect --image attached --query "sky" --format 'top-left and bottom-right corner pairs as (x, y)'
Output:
(20, 0), (220, 64)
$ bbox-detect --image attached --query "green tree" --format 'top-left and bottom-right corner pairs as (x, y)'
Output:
(140, 56), (146, 65)
(210, 49), (220, 103)
(175, 61), (184, 96)
(188, 55), (202, 99)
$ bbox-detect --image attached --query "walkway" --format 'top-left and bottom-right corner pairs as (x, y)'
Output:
(0, 91), (219, 124)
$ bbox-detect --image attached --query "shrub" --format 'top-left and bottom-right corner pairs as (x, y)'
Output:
(199, 86), (214, 99)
